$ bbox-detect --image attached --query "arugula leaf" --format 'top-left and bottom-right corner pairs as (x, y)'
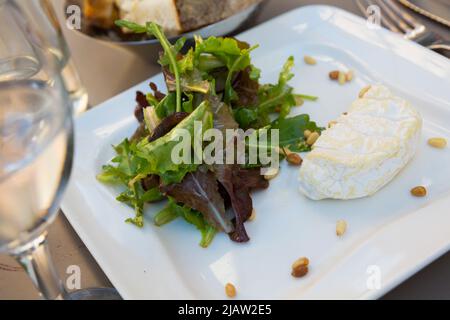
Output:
(97, 138), (149, 227)
(193, 36), (258, 104)
(177, 47), (195, 74)
(234, 108), (258, 129)
(116, 20), (182, 112)
(271, 114), (323, 151)
(258, 56), (296, 116)
(194, 36), (244, 68)
(114, 20), (147, 33)
(249, 65), (261, 81)
(295, 93), (318, 102)
(154, 198), (217, 248)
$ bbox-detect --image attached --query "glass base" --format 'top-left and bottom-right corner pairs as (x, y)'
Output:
(66, 288), (122, 300)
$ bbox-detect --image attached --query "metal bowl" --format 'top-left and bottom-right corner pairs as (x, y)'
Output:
(66, 0), (265, 46)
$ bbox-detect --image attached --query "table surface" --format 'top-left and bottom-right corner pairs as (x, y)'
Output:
(1, 0), (449, 300)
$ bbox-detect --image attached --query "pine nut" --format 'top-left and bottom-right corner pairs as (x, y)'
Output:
(304, 55), (317, 65)
(306, 132), (320, 146)
(291, 257), (309, 278)
(346, 70), (354, 82)
(304, 130), (312, 138)
(411, 186), (427, 197)
(248, 209), (256, 221)
(264, 167), (279, 180)
(225, 283), (236, 298)
(428, 137), (447, 149)
(329, 70), (339, 80)
(292, 257), (309, 269)
(328, 120), (338, 128)
(359, 86), (371, 98)
(287, 153), (303, 166)
(336, 220), (347, 236)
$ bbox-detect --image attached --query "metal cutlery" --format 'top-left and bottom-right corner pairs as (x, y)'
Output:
(356, 0), (450, 57)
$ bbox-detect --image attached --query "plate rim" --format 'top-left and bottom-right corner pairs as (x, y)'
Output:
(62, 4), (450, 300)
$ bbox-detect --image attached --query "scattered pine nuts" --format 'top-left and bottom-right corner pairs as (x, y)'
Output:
(291, 257), (309, 278)
(411, 186), (427, 197)
(287, 153), (303, 166)
(329, 70), (339, 80)
(248, 208), (256, 221)
(338, 71), (347, 85)
(304, 55), (317, 65)
(306, 132), (320, 146)
(225, 283), (237, 298)
(428, 137), (447, 149)
(336, 220), (347, 236)
(304, 130), (312, 139)
(359, 86), (371, 98)
(264, 167), (279, 180)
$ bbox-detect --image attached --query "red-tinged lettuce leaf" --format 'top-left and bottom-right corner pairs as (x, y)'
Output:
(212, 164), (269, 243)
(148, 112), (189, 143)
(141, 174), (160, 191)
(149, 82), (166, 101)
(130, 122), (147, 143)
(135, 91), (149, 122)
(160, 166), (234, 233)
(207, 94), (239, 134)
(232, 67), (260, 107)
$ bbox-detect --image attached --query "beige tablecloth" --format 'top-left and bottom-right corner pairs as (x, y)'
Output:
(1, 0), (449, 300)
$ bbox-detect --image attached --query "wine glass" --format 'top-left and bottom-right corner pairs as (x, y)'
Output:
(0, 0), (119, 300)
(19, 0), (89, 115)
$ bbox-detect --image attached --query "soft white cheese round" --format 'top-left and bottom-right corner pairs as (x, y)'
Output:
(298, 85), (422, 200)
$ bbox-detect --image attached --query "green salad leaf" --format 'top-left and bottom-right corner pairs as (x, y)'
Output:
(271, 114), (324, 151)
(97, 138), (148, 227)
(135, 101), (213, 185)
(154, 197), (217, 248)
(116, 20), (183, 112)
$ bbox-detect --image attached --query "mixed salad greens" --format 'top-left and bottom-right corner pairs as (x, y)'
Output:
(97, 20), (322, 247)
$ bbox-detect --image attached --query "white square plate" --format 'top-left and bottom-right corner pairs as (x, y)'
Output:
(61, 5), (450, 299)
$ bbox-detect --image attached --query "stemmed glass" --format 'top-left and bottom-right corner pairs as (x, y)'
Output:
(0, 0), (119, 299)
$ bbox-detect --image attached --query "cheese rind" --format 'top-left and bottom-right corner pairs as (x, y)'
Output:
(298, 85), (422, 200)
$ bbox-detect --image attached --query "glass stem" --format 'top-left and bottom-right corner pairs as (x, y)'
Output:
(12, 232), (66, 300)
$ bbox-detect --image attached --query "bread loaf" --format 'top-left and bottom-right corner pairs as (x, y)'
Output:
(115, 0), (262, 34)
